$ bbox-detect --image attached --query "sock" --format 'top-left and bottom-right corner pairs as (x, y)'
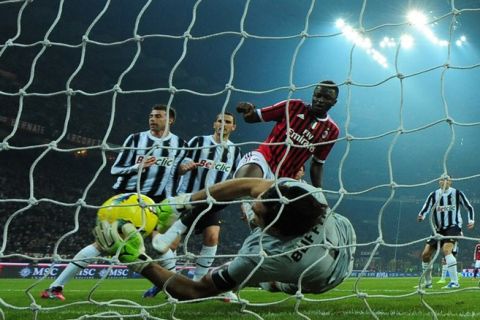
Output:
(163, 220), (188, 245)
(440, 264), (447, 280)
(158, 249), (177, 272)
(422, 262), (432, 284)
(51, 244), (100, 288)
(445, 254), (458, 283)
(193, 245), (217, 281)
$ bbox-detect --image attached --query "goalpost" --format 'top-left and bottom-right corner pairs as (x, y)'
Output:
(1, 0), (480, 319)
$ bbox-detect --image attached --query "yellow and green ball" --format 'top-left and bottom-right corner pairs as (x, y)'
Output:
(97, 193), (158, 237)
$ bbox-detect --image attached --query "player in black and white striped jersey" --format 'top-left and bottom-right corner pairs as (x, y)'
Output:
(175, 112), (241, 280)
(178, 116), (242, 195)
(417, 174), (475, 289)
(112, 104), (187, 202)
(143, 112), (241, 299)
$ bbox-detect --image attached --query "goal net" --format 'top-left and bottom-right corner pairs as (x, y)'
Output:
(1, 0), (480, 319)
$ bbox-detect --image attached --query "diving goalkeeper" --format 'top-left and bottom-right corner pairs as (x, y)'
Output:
(94, 178), (356, 299)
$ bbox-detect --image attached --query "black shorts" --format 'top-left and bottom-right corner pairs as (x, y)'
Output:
(426, 225), (462, 247)
(189, 204), (227, 234)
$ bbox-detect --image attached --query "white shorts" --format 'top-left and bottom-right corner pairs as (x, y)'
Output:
(234, 151), (275, 179)
(475, 260), (480, 268)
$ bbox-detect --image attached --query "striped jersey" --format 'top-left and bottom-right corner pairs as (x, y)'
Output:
(111, 130), (187, 200)
(475, 243), (480, 261)
(256, 99), (339, 178)
(418, 187), (475, 231)
(178, 135), (242, 193)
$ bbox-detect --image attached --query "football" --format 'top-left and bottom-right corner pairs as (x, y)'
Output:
(96, 193), (158, 237)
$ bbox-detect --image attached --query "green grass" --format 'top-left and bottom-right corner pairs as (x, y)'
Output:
(1, 277), (480, 319)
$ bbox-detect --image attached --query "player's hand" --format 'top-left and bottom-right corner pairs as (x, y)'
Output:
(236, 102), (255, 115)
(118, 223), (152, 272)
(94, 220), (145, 263)
(467, 221), (474, 229)
(94, 220), (152, 272)
(94, 220), (123, 254)
(142, 156), (157, 168)
(155, 194), (192, 233)
(117, 222), (147, 263)
(237, 102), (260, 123)
(179, 161), (199, 175)
(417, 216), (423, 222)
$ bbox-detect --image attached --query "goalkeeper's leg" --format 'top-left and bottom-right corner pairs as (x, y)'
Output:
(41, 243), (101, 300)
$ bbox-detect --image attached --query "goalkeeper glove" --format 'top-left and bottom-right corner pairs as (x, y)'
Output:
(93, 220), (151, 272)
(94, 220), (123, 255)
(155, 193), (192, 233)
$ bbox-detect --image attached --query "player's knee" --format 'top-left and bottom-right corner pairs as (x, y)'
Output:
(203, 227), (219, 245)
(421, 251), (432, 261)
(442, 243), (455, 256)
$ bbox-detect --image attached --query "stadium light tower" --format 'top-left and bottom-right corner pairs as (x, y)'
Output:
(456, 35), (467, 47)
(407, 10), (449, 47)
(407, 10), (428, 26)
(335, 18), (389, 68)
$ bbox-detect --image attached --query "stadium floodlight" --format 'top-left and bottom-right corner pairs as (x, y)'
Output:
(406, 10), (449, 47)
(380, 37), (396, 48)
(335, 18), (345, 29)
(336, 18), (389, 68)
(455, 35), (467, 47)
(407, 10), (428, 26)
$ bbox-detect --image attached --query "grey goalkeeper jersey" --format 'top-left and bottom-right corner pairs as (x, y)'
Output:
(227, 212), (356, 293)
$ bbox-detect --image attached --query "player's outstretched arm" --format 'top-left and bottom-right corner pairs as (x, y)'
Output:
(141, 263), (223, 300)
(153, 178), (274, 237)
(236, 102), (260, 123)
(191, 177), (274, 202)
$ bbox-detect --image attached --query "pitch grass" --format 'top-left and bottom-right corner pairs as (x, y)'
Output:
(1, 277), (480, 320)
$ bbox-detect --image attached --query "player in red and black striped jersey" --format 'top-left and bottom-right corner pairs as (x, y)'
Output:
(235, 80), (339, 187)
(474, 243), (480, 279)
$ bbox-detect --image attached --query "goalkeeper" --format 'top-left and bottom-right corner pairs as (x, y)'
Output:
(94, 178), (356, 299)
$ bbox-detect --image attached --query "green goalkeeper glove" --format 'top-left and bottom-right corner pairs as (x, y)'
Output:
(93, 220), (150, 267)
(94, 220), (123, 255)
(155, 193), (192, 233)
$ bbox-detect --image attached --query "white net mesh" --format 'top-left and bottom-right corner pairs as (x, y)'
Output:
(1, 0), (480, 319)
